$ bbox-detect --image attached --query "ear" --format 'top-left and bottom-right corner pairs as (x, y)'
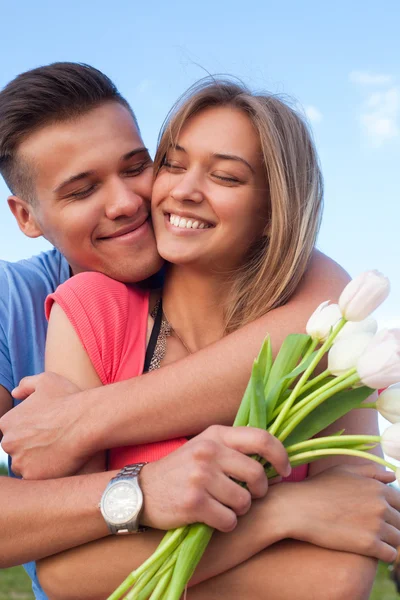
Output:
(7, 195), (43, 239)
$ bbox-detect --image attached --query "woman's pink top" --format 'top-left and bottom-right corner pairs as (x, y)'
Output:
(45, 271), (307, 482)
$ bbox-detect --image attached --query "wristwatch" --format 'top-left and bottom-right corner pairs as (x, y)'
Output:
(100, 463), (147, 534)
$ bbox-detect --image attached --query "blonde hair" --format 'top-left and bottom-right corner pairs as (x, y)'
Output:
(154, 77), (323, 333)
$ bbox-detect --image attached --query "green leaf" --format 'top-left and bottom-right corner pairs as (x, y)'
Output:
(233, 336), (271, 428)
(264, 334), (311, 423)
(283, 386), (374, 447)
(256, 335), (273, 386)
(248, 360), (267, 429)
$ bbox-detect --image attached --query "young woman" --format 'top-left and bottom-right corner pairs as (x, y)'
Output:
(37, 79), (396, 600)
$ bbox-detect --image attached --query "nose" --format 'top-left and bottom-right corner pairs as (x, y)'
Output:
(104, 179), (145, 221)
(170, 170), (204, 204)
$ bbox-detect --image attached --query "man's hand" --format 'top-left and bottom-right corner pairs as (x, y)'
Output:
(139, 424), (291, 532)
(0, 372), (85, 478)
(284, 464), (400, 563)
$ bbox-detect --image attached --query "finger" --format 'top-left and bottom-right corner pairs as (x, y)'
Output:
(375, 541), (398, 563)
(386, 485), (400, 512)
(197, 497), (238, 533)
(11, 375), (40, 399)
(341, 463), (396, 483)
(218, 448), (268, 498)
(219, 427), (291, 478)
(381, 523), (400, 554)
(386, 505), (400, 532)
(207, 472), (252, 516)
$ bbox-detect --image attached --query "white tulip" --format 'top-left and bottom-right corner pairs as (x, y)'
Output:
(381, 423), (400, 461)
(328, 333), (374, 377)
(306, 301), (342, 341)
(357, 329), (400, 389)
(339, 270), (390, 322)
(376, 384), (400, 424)
(335, 317), (378, 341)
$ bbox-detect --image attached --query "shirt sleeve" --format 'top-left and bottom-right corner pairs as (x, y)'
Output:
(45, 272), (149, 385)
(0, 267), (13, 392)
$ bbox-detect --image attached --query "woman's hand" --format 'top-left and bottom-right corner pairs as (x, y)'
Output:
(140, 424), (290, 532)
(282, 464), (400, 563)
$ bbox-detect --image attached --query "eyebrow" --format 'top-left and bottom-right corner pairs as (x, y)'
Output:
(172, 144), (255, 174)
(53, 147), (150, 193)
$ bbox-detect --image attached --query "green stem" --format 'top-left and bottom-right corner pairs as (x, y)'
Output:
(125, 548), (179, 599)
(286, 448), (397, 471)
(285, 435), (381, 455)
(269, 319), (346, 436)
(107, 527), (188, 600)
(358, 402), (377, 409)
(284, 369), (357, 420)
(277, 371), (359, 442)
(296, 369), (331, 395)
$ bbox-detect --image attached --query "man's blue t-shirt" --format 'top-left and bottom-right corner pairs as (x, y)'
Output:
(0, 248), (69, 599)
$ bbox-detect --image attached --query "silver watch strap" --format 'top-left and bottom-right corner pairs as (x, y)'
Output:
(110, 462), (147, 483)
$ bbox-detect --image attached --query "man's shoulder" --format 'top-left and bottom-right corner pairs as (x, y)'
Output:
(0, 248), (69, 294)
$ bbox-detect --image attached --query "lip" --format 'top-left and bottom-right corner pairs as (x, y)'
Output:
(100, 215), (149, 240)
(97, 216), (151, 244)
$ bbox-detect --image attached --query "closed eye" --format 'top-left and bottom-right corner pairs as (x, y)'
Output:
(69, 184), (98, 199)
(124, 160), (153, 177)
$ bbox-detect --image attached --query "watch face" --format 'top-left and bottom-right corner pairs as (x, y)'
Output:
(102, 481), (141, 525)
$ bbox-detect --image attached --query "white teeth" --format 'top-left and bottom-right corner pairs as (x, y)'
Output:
(168, 214), (210, 230)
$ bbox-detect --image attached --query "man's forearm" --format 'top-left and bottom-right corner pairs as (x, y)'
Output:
(37, 486), (376, 600)
(71, 252), (351, 455)
(0, 473), (113, 567)
(37, 486), (288, 600)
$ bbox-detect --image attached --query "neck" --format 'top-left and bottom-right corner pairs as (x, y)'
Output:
(162, 264), (232, 352)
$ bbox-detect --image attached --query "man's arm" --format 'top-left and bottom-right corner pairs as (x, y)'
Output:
(2, 251), (352, 479)
(37, 465), (399, 600)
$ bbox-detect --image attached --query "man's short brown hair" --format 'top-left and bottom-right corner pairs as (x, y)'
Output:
(0, 62), (137, 202)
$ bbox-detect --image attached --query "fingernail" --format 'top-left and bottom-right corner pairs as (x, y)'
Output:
(285, 466), (292, 478)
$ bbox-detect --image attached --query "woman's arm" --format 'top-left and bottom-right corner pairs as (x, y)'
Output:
(38, 464), (399, 600)
(44, 302), (106, 475)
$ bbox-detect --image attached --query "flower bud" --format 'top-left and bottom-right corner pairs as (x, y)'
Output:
(306, 301), (342, 341)
(357, 329), (400, 389)
(339, 270), (390, 322)
(336, 317), (378, 341)
(381, 423), (400, 460)
(328, 333), (374, 377)
(376, 383), (400, 423)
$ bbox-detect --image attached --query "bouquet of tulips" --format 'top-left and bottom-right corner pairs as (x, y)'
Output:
(109, 270), (400, 600)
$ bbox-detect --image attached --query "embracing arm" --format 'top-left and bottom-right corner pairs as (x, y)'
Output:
(38, 465), (398, 600)
(4, 250), (352, 479)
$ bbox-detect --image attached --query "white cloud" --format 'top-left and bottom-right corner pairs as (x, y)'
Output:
(359, 87), (400, 146)
(305, 105), (323, 124)
(349, 70), (394, 86)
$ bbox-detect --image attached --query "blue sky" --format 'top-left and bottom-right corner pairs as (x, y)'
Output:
(0, 1), (399, 460)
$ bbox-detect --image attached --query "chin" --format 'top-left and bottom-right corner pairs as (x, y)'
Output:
(104, 255), (164, 284)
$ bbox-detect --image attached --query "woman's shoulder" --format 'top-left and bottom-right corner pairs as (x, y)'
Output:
(56, 271), (148, 301)
(300, 250), (350, 299)
(45, 272), (149, 322)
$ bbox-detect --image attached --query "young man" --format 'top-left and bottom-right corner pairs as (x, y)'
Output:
(0, 63), (388, 600)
